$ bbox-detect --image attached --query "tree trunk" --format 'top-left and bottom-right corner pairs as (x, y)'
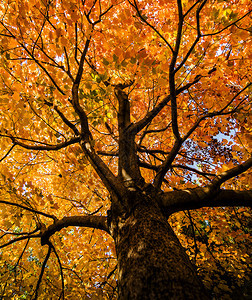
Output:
(110, 192), (210, 300)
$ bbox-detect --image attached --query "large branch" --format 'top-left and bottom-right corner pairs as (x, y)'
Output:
(115, 83), (143, 185)
(79, 141), (126, 199)
(41, 215), (109, 245)
(160, 188), (252, 217)
(169, 0), (207, 141)
(159, 155), (252, 216)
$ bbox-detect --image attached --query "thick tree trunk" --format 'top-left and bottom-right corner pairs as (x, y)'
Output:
(110, 193), (210, 300)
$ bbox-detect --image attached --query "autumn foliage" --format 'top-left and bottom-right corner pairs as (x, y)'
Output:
(0, 0), (251, 299)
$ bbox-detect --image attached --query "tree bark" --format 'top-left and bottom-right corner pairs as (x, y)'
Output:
(109, 192), (210, 300)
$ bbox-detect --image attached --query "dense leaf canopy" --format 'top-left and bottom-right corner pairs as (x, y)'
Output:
(0, 0), (251, 298)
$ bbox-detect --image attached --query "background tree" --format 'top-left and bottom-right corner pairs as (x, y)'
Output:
(0, 0), (251, 299)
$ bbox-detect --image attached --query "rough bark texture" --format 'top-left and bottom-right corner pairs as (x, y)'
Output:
(109, 192), (210, 300)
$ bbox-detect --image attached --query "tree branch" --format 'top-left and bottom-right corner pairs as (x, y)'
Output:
(0, 21), (66, 95)
(129, 76), (202, 135)
(203, 10), (251, 37)
(72, 37), (92, 140)
(0, 200), (57, 221)
(40, 215), (109, 246)
(0, 144), (16, 162)
(7, 135), (81, 151)
(153, 140), (182, 189)
(182, 82), (251, 143)
(44, 100), (80, 136)
(0, 234), (41, 249)
(68, 28), (125, 198)
(79, 140), (126, 200)
(168, 0), (184, 141)
(174, 0), (207, 74)
(33, 243), (52, 300)
(172, 164), (215, 180)
(160, 188), (252, 216)
(51, 243), (65, 299)
(130, 0), (173, 53)
(210, 157), (252, 190)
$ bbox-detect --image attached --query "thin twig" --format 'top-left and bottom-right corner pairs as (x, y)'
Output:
(33, 243), (52, 300)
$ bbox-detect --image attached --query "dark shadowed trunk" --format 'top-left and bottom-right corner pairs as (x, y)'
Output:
(40, 186), (252, 299)
(109, 191), (210, 300)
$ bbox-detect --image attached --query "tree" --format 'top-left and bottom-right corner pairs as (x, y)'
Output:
(0, 0), (251, 298)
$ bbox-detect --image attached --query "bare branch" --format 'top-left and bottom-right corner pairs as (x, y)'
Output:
(2, 31), (65, 94)
(63, 46), (74, 81)
(93, 4), (114, 25)
(14, 238), (30, 269)
(31, 1), (49, 56)
(129, 94), (171, 134)
(172, 164), (215, 180)
(79, 140), (126, 200)
(27, 99), (67, 140)
(183, 0), (202, 18)
(218, 82), (252, 113)
(69, 36), (127, 198)
(0, 227), (39, 236)
(75, 23), (80, 65)
(138, 146), (169, 156)
(139, 160), (158, 171)
(97, 150), (118, 157)
(138, 122), (172, 146)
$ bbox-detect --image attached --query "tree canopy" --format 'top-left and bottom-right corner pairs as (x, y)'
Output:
(0, 0), (251, 298)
